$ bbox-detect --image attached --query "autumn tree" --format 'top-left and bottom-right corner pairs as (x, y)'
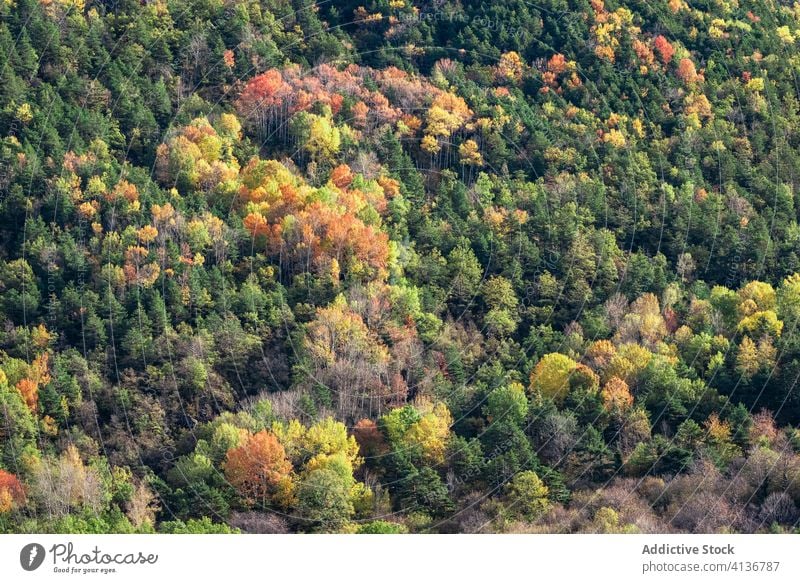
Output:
(653, 35), (675, 64)
(291, 112), (341, 164)
(495, 51), (526, 83)
(601, 376), (633, 414)
(223, 430), (294, 508)
(676, 58), (699, 85)
(236, 69), (290, 137)
(614, 293), (666, 347)
(303, 296), (393, 419)
(29, 445), (108, 519)
(529, 353), (579, 403)
(0, 469), (25, 513)
(402, 401), (453, 465)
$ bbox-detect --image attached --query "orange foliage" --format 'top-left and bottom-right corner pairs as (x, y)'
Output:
(237, 63), (466, 144)
(749, 410), (778, 443)
(243, 212), (270, 239)
(330, 164), (354, 189)
(601, 376), (633, 412)
(653, 35), (675, 65)
(237, 64), (406, 131)
(14, 353), (50, 413)
(293, 201), (390, 276)
(676, 58), (698, 85)
(15, 379), (38, 413)
(110, 179), (139, 204)
(547, 54), (568, 75)
(0, 470), (25, 513)
(351, 101), (369, 128)
(377, 176), (400, 198)
(633, 39), (654, 65)
(223, 430), (294, 507)
(401, 115), (422, 133)
(238, 70), (286, 113)
(238, 158), (390, 280)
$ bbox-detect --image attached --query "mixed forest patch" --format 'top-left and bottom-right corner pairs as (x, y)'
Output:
(1, 0), (800, 532)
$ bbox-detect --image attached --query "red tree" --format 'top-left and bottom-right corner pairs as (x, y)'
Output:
(653, 35), (675, 65)
(0, 470), (25, 513)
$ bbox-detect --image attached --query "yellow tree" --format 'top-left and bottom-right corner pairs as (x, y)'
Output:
(402, 401), (453, 465)
(305, 114), (341, 164)
(304, 296), (391, 419)
(458, 139), (483, 167)
(736, 336), (759, 378)
(495, 51), (525, 83)
(529, 353), (578, 403)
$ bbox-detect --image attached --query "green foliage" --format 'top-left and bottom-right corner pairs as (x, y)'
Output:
(484, 382), (528, 426)
(296, 469), (354, 532)
(355, 520), (408, 534)
(504, 471), (549, 520)
(159, 517), (239, 534)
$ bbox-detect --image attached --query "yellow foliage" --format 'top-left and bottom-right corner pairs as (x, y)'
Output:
(303, 417), (361, 468)
(605, 344), (652, 384)
(736, 336), (759, 377)
(0, 489), (12, 513)
(425, 92), (471, 138)
(151, 202), (176, 223)
(78, 201), (98, 218)
(738, 281), (776, 310)
(737, 310), (783, 337)
(404, 402), (452, 464)
(421, 134), (441, 154)
(602, 128), (626, 147)
(777, 26), (795, 44)
(458, 139), (483, 166)
(137, 225), (159, 244)
(31, 323), (52, 349)
(496, 51), (525, 83)
(632, 118), (645, 138)
(529, 353), (578, 403)
(15, 103), (33, 123)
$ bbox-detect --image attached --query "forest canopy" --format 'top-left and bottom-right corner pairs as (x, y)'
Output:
(1, 0), (800, 533)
